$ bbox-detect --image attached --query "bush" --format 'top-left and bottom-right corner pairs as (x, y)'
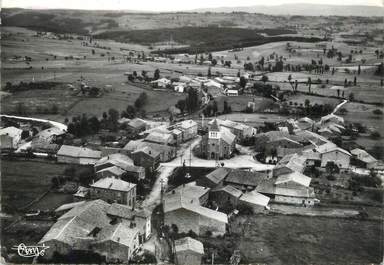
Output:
(372, 109), (383, 115)
(370, 131), (381, 139)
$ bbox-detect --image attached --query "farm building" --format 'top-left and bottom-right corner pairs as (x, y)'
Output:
(273, 153), (307, 177)
(316, 143), (351, 169)
(210, 185), (242, 208)
(90, 177), (136, 207)
(196, 167), (231, 188)
(57, 145), (101, 165)
(200, 120), (236, 160)
(94, 153), (145, 180)
(145, 131), (174, 145)
(210, 119), (257, 142)
(238, 190), (270, 212)
(131, 146), (161, 172)
(127, 118), (148, 134)
(107, 203), (151, 242)
(0, 126), (22, 148)
(151, 78), (171, 88)
(224, 170), (268, 191)
(124, 139), (176, 162)
(173, 119), (198, 142)
(256, 172), (317, 206)
(92, 220), (140, 263)
(0, 134), (14, 150)
(174, 237), (204, 265)
(350, 148), (378, 169)
(39, 200), (111, 259)
(168, 182), (210, 205)
(163, 193), (228, 236)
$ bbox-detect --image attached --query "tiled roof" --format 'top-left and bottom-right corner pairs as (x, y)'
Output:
(211, 185), (242, 198)
(169, 182), (210, 201)
(94, 220), (139, 247)
(204, 167), (231, 185)
(175, 237), (204, 255)
(239, 190), (270, 207)
(275, 171), (312, 187)
(163, 193), (228, 223)
(107, 203), (150, 220)
(57, 145), (101, 159)
(225, 170), (267, 187)
(351, 148), (377, 164)
(90, 177), (136, 192)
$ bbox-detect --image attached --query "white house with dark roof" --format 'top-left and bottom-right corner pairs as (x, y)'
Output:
(315, 143), (351, 168)
(169, 182), (210, 205)
(0, 126), (22, 148)
(57, 145), (101, 165)
(95, 153), (145, 180)
(40, 200), (146, 263)
(196, 167), (231, 188)
(163, 193), (228, 236)
(90, 177), (136, 207)
(238, 190), (270, 212)
(351, 148), (378, 169)
(175, 237), (204, 265)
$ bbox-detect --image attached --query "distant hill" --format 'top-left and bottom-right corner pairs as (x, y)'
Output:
(191, 4), (383, 17)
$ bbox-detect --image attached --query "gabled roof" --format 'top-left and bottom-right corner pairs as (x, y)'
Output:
(145, 131), (173, 144)
(169, 182), (210, 201)
(275, 153), (307, 173)
(90, 177), (136, 192)
(163, 193), (228, 224)
(36, 127), (65, 139)
(94, 220), (139, 247)
(351, 148), (377, 164)
(175, 120), (197, 130)
(55, 201), (86, 212)
(204, 167), (231, 185)
(96, 166), (126, 176)
(315, 143), (351, 156)
(58, 200), (111, 228)
(133, 146), (160, 159)
(95, 153), (134, 171)
(256, 179), (315, 198)
(221, 127), (236, 145)
(57, 145), (101, 159)
(128, 118), (147, 129)
(225, 170), (267, 187)
(107, 203), (151, 220)
(211, 185), (242, 198)
(321, 114), (344, 124)
(175, 237), (204, 255)
(275, 171), (312, 187)
(239, 190), (270, 207)
(125, 140), (175, 154)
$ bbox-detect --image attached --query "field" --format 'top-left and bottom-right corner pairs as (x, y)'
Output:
(201, 214), (383, 265)
(1, 160), (72, 211)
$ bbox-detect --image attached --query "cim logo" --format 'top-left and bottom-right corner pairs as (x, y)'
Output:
(11, 243), (49, 258)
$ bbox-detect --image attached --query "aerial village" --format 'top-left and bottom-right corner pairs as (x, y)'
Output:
(1, 7), (384, 265)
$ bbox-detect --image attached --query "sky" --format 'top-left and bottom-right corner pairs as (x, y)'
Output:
(3, 0), (383, 11)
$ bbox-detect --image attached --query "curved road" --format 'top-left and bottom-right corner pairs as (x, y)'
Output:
(0, 114), (67, 131)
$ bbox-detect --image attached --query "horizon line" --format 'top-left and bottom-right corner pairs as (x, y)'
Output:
(3, 2), (383, 12)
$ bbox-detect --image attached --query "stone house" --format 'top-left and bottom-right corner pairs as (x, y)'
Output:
(90, 177), (136, 207)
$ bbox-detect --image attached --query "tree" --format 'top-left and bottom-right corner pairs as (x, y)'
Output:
(349, 93), (355, 101)
(135, 92), (148, 109)
(357, 65), (361, 75)
(125, 105), (136, 118)
(212, 100), (218, 115)
(108, 108), (119, 131)
(373, 109), (383, 115)
(307, 77), (312, 93)
(261, 75), (268, 84)
(207, 67), (211, 78)
(304, 99), (310, 108)
(353, 76), (357, 86)
(239, 76), (247, 88)
(88, 116), (100, 133)
(185, 88), (199, 113)
(153, 69), (160, 80)
(176, 99), (186, 113)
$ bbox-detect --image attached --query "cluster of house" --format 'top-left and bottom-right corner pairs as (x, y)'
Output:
(149, 74), (248, 97)
(39, 200), (151, 263)
(200, 119), (257, 160)
(0, 122), (66, 153)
